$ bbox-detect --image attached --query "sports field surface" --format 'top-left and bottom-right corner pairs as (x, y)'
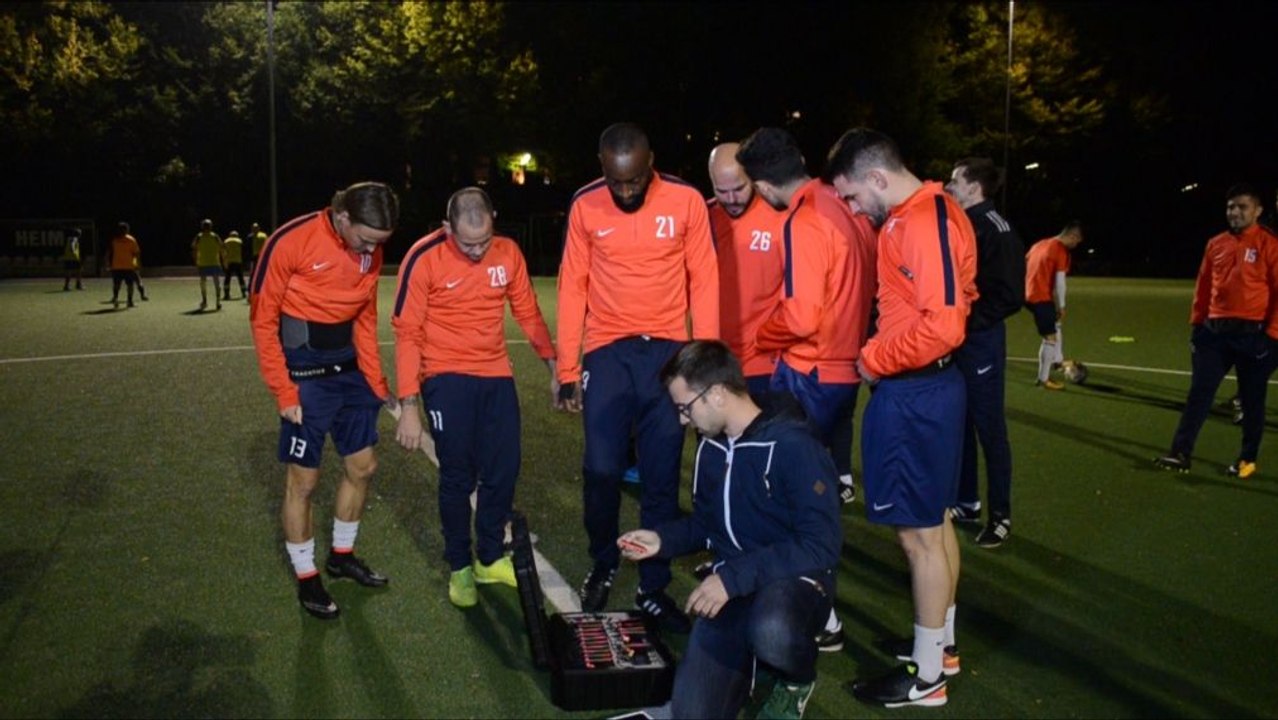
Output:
(1, 276), (1274, 719)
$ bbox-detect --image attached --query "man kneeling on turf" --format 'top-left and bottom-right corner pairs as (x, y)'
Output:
(618, 340), (841, 719)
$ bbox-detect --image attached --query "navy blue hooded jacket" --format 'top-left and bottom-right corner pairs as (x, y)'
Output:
(655, 401), (842, 598)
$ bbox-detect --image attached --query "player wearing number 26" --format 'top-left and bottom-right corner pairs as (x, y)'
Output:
(391, 187), (557, 608)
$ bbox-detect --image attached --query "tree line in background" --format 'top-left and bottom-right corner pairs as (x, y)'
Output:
(3, 1), (1198, 273)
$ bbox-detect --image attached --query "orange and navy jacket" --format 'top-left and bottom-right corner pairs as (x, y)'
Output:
(709, 193), (786, 377)
(392, 228), (555, 397)
(755, 179), (878, 384)
(249, 210), (390, 411)
(109, 234), (140, 270)
(1190, 223), (1278, 339)
(556, 171), (719, 384)
(861, 181), (978, 377)
(1025, 237), (1070, 304)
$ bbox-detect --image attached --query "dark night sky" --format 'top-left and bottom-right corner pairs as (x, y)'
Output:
(502, 0), (1278, 277)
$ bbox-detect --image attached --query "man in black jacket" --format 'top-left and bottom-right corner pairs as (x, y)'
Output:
(944, 158), (1026, 548)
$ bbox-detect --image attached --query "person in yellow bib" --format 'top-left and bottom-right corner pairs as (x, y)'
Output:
(61, 228), (83, 291)
(247, 222), (269, 278)
(191, 218), (225, 311)
(222, 230), (248, 301)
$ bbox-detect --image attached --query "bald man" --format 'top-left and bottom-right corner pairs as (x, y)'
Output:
(556, 122), (719, 633)
(392, 187), (557, 608)
(707, 143), (786, 397)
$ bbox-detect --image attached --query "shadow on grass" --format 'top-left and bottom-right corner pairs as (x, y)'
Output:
(331, 586), (415, 717)
(80, 307), (127, 315)
(1064, 371), (1278, 432)
(58, 620), (273, 718)
(838, 527), (1274, 718)
(2, 471), (112, 656)
(1007, 404), (1278, 499)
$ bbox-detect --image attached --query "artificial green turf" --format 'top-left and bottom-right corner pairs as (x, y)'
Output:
(0, 276), (1274, 718)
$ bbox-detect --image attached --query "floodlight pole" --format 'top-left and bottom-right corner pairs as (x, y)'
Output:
(1002, 1), (1014, 211)
(267, 1), (278, 231)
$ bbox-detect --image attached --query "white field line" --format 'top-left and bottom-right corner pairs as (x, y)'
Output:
(0, 339), (530, 365)
(0, 342), (1259, 612)
(0, 336), (586, 610)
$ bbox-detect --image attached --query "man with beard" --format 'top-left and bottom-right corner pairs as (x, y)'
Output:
(827, 128), (978, 708)
(706, 142), (786, 397)
(1155, 184), (1278, 478)
(555, 122), (719, 633)
(736, 127), (877, 511)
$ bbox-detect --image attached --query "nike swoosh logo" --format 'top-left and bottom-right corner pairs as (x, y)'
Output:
(312, 262), (330, 271)
(873, 502), (894, 512)
(445, 279), (462, 289)
(908, 679), (944, 701)
(977, 365), (993, 375)
(596, 228), (616, 237)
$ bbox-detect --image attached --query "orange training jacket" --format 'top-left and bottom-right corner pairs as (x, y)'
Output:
(392, 228), (555, 397)
(249, 211), (390, 411)
(1025, 237), (1070, 304)
(755, 179), (878, 384)
(1190, 223), (1278, 339)
(861, 182), (978, 377)
(709, 193), (786, 377)
(556, 171), (719, 384)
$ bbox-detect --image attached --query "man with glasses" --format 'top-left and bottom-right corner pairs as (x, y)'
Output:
(618, 340), (841, 720)
(390, 187), (557, 608)
(250, 181), (399, 620)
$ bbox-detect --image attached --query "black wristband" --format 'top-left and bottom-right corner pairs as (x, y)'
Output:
(557, 382), (578, 402)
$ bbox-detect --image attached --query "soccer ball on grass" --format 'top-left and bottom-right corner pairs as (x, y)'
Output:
(1061, 359), (1089, 384)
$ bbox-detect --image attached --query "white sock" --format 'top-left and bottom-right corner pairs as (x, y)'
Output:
(286, 538), (317, 579)
(1054, 323), (1065, 363)
(332, 518), (360, 553)
(1038, 340), (1056, 382)
(839, 473), (854, 488)
(913, 623), (946, 683)
(824, 609), (842, 633)
(944, 605), (956, 647)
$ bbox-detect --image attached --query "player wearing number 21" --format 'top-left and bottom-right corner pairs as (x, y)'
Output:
(391, 187), (557, 608)
(556, 122), (718, 633)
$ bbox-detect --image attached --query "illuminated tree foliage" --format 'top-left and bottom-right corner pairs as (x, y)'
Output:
(0, 1), (141, 142)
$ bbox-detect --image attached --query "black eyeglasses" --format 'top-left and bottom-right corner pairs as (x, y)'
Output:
(675, 385), (713, 419)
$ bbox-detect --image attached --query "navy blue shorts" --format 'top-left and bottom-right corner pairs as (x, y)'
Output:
(199, 265), (223, 278)
(278, 350), (381, 468)
(1027, 301), (1058, 337)
(769, 359), (858, 444)
(861, 366), (965, 527)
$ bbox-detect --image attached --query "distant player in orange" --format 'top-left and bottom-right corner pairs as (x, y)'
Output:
(392, 187), (557, 608)
(249, 181), (398, 620)
(706, 142), (786, 396)
(828, 128), (977, 708)
(107, 221), (141, 308)
(1024, 222), (1084, 390)
(556, 122), (718, 633)
(1155, 184), (1278, 478)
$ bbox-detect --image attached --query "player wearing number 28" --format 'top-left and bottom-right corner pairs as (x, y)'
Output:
(391, 187), (556, 607)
